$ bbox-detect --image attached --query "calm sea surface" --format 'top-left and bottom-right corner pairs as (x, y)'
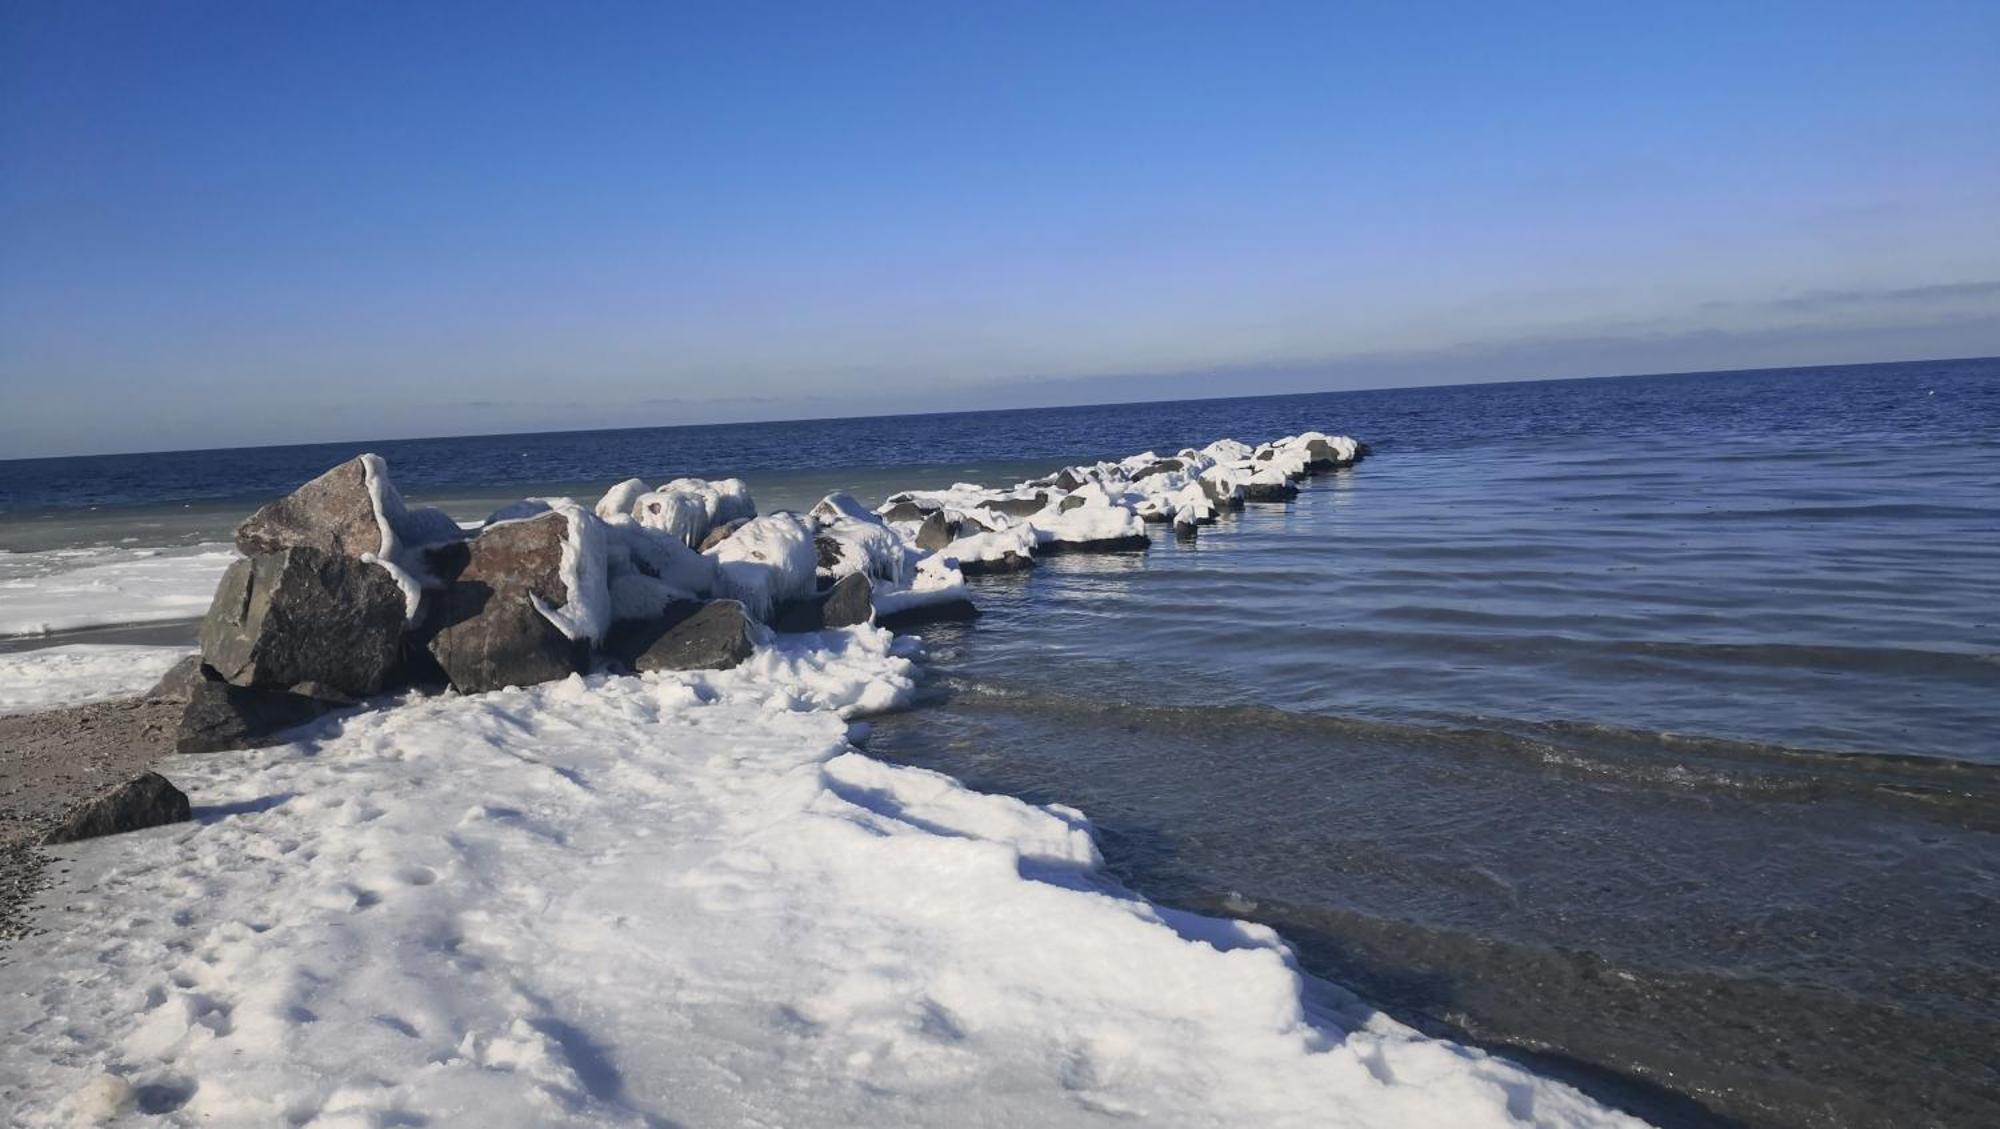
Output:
(4, 358), (1997, 1128)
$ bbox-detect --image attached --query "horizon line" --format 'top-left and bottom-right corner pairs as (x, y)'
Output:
(4, 352), (1991, 465)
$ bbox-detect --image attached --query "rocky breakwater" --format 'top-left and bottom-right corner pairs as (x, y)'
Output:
(48, 429), (1364, 848)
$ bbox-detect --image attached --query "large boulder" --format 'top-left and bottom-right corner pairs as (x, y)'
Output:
(235, 456), (384, 557)
(425, 512), (587, 694)
(199, 547), (407, 702)
(603, 600), (757, 673)
(43, 772), (191, 845)
(176, 677), (329, 754)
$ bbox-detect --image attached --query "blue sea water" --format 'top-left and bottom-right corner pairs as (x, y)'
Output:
(3, 356), (1997, 1128)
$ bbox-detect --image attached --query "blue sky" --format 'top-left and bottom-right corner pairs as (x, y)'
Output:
(3, 1), (1996, 456)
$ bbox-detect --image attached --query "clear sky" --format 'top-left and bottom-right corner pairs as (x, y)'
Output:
(3, 1), (1997, 457)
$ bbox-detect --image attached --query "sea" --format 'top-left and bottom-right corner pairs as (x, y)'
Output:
(3, 356), (1996, 1129)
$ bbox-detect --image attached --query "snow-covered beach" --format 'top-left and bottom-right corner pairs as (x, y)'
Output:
(0, 433), (1649, 1128)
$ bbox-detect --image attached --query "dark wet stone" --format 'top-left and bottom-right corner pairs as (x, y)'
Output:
(604, 600), (757, 672)
(959, 551), (1035, 576)
(821, 573), (873, 628)
(876, 596), (981, 631)
(42, 772), (191, 845)
(1037, 534), (1150, 555)
(1240, 480), (1299, 503)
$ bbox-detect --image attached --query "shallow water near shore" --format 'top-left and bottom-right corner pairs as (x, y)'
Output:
(3, 357), (1997, 1126)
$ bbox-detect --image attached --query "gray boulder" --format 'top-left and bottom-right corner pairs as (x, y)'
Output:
(914, 511), (957, 551)
(821, 573), (874, 628)
(200, 547), (406, 702)
(771, 573), (873, 633)
(176, 678), (329, 754)
(604, 600), (757, 672)
(425, 513), (584, 694)
(1130, 459), (1184, 482)
(235, 456), (385, 557)
(43, 772), (191, 845)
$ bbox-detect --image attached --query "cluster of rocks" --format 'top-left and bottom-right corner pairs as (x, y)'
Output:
(873, 431), (1367, 575)
(41, 429), (1366, 846)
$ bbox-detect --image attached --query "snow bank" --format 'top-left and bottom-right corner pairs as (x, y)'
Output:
(3, 628), (1637, 1129)
(0, 545), (238, 638)
(0, 643), (193, 716)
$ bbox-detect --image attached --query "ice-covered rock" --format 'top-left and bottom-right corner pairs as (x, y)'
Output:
(199, 547), (407, 703)
(812, 493), (913, 587)
(604, 521), (718, 622)
(707, 513), (819, 622)
(594, 477), (650, 521)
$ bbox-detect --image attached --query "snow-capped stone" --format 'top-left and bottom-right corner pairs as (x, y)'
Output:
(707, 513), (820, 623)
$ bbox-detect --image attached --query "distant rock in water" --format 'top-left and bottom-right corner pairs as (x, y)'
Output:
(42, 772), (191, 845)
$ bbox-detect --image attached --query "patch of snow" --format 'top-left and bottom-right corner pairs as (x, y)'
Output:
(0, 545), (237, 638)
(0, 643), (193, 716)
(0, 627), (1636, 1129)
